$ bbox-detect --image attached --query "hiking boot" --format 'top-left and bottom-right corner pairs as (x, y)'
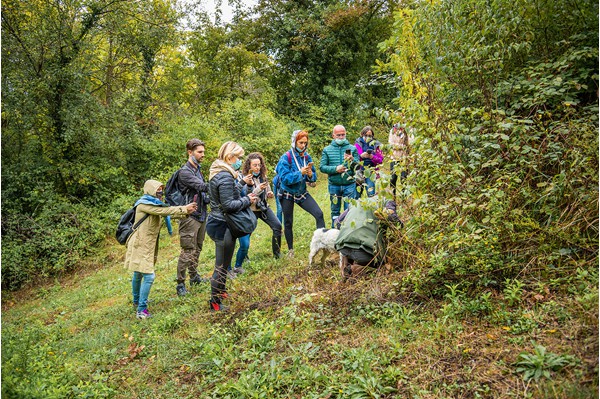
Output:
(227, 270), (237, 280)
(190, 276), (209, 286)
(233, 267), (245, 275)
(136, 309), (152, 319)
(176, 283), (188, 296)
(209, 300), (229, 312)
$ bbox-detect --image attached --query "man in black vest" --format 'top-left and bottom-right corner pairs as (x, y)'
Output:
(176, 139), (210, 296)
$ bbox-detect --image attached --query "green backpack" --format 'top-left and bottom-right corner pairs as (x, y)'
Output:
(334, 203), (384, 261)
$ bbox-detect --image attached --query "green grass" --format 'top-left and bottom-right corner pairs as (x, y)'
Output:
(2, 175), (598, 398)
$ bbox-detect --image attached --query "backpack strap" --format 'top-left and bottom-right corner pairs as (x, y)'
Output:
(133, 207), (150, 230)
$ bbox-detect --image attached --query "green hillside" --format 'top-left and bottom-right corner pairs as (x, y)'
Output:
(2, 0), (598, 397)
(2, 178), (598, 398)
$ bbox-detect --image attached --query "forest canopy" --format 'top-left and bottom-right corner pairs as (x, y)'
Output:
(1, 0), (598, 293)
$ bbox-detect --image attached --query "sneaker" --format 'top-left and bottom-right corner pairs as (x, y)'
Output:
(227, 270), (237, 280)
(176, 283), (188, 296)
(209, 301), (229, 312)
(136, 309), (152, 319)
(287, 249), (294, 258)
(233, 267), (245, 275)
(190, 276), (209, 286)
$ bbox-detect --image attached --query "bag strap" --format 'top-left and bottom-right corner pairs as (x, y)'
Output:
(133, 208), (150, 230)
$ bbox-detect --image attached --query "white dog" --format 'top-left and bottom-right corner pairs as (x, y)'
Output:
(308, 228), (340, 267)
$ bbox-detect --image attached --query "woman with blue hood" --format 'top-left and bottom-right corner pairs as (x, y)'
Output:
(275, 130), (325, 258)
(125, 179), (197, 319)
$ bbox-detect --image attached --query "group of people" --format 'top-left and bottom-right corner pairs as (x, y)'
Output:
(124, 123), (414, 318)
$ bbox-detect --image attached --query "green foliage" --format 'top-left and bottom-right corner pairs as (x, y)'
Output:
(1, 200), (109, 290)
(377, 0), (598, 295)
(251, 0), (398, 126)
(514, 343), (577, 382)
(2, 326), (115, 398)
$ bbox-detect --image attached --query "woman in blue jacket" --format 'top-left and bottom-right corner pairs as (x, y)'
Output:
(275, 130), (325, 258)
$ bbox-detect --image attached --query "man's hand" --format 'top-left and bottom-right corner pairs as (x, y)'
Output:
(336, 165), (348, 174)
(185, 202), (198, 213)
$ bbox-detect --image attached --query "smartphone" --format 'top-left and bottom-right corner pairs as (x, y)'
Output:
(193, 194), (198, 203)
(307, 162), (314, 167)
(345, 149), (352, 155)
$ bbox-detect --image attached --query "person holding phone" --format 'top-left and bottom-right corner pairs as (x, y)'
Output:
(354, 126), (383, 197)
(275, 130), (325, 258)
(319, 125), (359, 227)
(175, 138), (211, 297)
(231, 152), (282, 273)
(206, 141), (258, 311)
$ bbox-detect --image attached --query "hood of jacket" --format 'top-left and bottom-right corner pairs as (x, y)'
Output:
(209, 159), (237, 180)
(143, 180), (163, 197)
(290, 129), (302, 149)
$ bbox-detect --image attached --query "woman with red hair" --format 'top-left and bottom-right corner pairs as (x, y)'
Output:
(274, 130), (325, 258)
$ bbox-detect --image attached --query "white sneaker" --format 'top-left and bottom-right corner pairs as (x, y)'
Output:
(287, 249), (294, 258)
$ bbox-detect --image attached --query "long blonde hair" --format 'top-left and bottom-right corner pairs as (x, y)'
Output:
(218, 141), (244, 161)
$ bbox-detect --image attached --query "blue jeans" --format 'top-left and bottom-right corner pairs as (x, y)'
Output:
(328, 183), (356, 227)
(132, 272), (155, 312)
(274, 192), (283, 223)
(233, 234), (251, 269)
(357, 176), (376, 198)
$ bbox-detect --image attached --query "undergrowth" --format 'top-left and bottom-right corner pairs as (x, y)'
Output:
(2, 177), (597, 398)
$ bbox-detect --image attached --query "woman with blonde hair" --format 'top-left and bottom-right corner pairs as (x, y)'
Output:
(206, 141), (258, 312)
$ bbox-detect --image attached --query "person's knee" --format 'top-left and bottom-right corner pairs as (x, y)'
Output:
(144, 273), (156, 284)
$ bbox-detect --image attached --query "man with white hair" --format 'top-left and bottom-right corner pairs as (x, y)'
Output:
(320, 125), (359, 227)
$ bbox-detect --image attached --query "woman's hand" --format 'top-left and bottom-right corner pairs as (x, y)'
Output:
(267, 191), (274, 199)
(243, 174), (254, 185)
(185, 202), (198, 213)
(248, 193), (258, 204)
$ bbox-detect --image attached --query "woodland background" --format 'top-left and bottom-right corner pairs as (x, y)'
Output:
(1, 0), (598, 397)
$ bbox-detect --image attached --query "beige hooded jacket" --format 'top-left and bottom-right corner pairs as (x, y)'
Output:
(124, 180), (189, 274)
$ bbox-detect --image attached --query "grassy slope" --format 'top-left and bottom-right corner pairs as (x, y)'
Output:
(2, 174), (598, 399)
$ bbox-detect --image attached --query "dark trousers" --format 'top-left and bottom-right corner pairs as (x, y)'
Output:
(210, 228), (235, 303)
(255, 208), (282, 258)
(390, 161), (408, 197)
(281, 193), (325, 250)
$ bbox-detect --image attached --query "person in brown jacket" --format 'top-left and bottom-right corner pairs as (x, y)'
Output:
(125, 179), (196, 319)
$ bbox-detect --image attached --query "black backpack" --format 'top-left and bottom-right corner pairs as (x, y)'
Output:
(116, 206), (149, 245)
(164, 168), (185, 206)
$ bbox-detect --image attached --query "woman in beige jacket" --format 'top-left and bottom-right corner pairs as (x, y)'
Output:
(125, 179), (196, 319)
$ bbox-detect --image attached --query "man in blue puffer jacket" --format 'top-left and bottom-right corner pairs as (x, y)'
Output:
(320, 125), (359, 227)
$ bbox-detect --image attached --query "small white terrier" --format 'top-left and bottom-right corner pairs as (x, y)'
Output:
(308, 228), (340, 267)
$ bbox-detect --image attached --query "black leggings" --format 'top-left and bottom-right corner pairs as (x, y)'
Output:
(280, 193), (325, 250)
(256, 208), (282, 257)
(210, 228), (235, 302)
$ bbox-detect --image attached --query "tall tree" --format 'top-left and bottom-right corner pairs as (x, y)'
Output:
(249, 0), (398, 125)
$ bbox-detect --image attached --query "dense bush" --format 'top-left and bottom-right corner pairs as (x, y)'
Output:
(378, 0), (598, 295)
(1, 199), (110, 290)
